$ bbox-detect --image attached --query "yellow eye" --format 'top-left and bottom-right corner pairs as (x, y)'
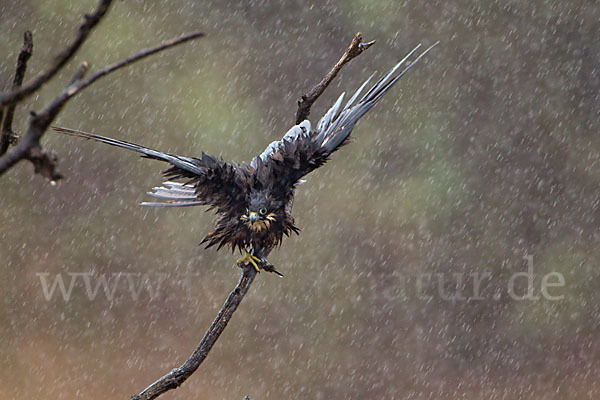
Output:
(259, 207), (267, 215)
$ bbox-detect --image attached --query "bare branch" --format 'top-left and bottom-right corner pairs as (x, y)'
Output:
(131, 265), (258, 400)
(36, 30), (205, 134)
(63, 30), (205, 103)
(295, 32), (375, 124)
(0, 30), (205, 177)
(0, 0), (112, 108)
(129, 35), (377, 399)
(0, 31), (33, 155)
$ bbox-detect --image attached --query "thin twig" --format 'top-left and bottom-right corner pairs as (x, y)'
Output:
(70, 61), (90, 84)
(0, 31), (33, 155)
(0, 30), (205, 177)
(0, 0), (112, 107)
(130, 265), (258, 400)
(64, 30), (205, 103)
(295, 32), (375, 124)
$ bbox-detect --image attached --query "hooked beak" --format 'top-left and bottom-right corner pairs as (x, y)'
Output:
(248, 211), (259, 223)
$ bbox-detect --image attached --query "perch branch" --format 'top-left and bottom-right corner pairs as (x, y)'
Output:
(0, 31), (33, 155)
(0, 30), (205, 177)
(0, 0), (112, 107)
(130, 265), (258, 400)
(295, 32), (375, 124)
(131, 35), (378, 400)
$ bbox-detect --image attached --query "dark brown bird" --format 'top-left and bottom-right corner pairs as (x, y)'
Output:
(52, 43), (436, 275)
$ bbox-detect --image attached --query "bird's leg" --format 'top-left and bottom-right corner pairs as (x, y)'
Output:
(236, 249), (262, 272)
(250, 246), (284, 277)
(236, 247), (283, 276)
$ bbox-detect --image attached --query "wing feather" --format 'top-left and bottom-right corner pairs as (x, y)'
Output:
(51, 127), (246, 211)
(252, 42), (438, 198)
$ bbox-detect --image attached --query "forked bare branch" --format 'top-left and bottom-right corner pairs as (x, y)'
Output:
(129, 33), (386, 400)
(295, 32), (376, 124)
(0, 0), (112, 108)
(0, 30), (205, 177)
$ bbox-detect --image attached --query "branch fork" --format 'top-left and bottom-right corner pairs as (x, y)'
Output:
(295, 32), (375, 124)
(131, 32), (376, 399)
(0, 0), (204, 179)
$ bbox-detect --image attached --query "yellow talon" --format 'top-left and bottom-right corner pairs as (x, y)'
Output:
(236, 250), (261, 272)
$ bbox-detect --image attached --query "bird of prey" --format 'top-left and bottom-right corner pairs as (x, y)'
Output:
(52, 43), (436, 275)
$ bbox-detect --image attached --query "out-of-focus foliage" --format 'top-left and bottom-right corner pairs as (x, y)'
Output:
(0, 0), (598, 399)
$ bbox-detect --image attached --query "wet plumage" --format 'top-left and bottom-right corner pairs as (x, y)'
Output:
(52, 43), (436, 273)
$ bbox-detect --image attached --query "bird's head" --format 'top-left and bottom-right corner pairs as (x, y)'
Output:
(241, 191), (280, 231)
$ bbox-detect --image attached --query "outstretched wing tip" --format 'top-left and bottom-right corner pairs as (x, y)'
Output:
(318, 41), (436, 154)
(251, 41), (436, 186)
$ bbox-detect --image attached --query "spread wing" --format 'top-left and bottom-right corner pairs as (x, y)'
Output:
(51, 127), (247, 213)
(251, 42), (437, 198)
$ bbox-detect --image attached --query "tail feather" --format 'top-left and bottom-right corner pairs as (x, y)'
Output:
(147, 189), (195, 201)
(140, 200), (205, 207)
(143, 182), (202, 206)
(150, 182), (197, 197)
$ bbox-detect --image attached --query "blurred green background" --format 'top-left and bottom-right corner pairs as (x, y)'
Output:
(1, 0), (599, 399)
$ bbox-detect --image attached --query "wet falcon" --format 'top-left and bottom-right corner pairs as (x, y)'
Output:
(52, 43), (436, 275)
